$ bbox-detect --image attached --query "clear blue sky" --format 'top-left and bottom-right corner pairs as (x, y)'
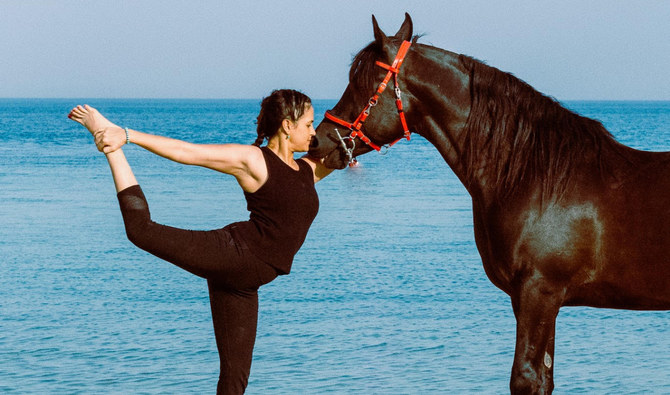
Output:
(1, 0), (668, 100)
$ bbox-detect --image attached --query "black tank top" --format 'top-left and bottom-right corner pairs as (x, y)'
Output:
(232, 147), (319, 274)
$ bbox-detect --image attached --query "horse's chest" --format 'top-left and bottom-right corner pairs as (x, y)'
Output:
(513, 203), (603, 281)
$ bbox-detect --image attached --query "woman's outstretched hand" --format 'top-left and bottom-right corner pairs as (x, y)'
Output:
(68, 105), (126, 153)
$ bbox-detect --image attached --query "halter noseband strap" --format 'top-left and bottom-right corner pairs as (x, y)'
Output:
(324, 40), (412, 154)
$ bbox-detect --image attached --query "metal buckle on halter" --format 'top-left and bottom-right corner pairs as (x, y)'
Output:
(335, 128), (356, 165)
(394, 87), (402, 100)
(363, 98), (377, 116)
(379, 145), (390, 155)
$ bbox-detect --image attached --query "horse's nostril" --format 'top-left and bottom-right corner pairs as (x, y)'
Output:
(309, 138), (319, 150)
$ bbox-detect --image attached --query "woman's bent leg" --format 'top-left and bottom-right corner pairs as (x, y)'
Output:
(117, 184), (250, 281)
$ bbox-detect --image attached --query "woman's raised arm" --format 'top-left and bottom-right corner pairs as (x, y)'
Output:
(69, 105), (267, 192)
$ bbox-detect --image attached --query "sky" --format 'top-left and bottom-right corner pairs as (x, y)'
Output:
(1, 0), (668, 100)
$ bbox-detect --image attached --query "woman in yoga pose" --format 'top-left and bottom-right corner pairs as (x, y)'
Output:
(68, 89), (333, 394)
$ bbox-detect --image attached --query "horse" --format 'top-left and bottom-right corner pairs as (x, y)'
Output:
(308, 13), (670, 394)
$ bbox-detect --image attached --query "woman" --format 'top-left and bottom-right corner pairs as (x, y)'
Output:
(68, 89), (333, 394)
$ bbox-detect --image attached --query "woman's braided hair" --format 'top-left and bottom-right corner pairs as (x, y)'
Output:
(254, 89), (312, 146)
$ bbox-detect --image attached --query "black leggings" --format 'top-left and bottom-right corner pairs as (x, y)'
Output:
(117, 185), (278, 394)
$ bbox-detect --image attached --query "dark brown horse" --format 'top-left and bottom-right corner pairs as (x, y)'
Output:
(309, 13), (670, 394)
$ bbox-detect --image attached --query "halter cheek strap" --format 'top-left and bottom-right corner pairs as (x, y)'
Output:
(325, 40), (413, 155)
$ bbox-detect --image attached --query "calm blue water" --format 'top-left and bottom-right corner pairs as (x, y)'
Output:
(1, 99), (669, 394)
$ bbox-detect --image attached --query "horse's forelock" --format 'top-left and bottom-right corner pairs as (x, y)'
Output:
(349, 41), (383, 98)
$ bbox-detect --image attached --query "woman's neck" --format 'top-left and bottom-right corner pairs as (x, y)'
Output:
(266, 138), (297, 168)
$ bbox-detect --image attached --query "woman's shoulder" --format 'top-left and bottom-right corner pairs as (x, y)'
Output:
(222, 144), (266, 174)
(297, 154), (316, 168)
(298, 154), (335, 183)
(241, 144), (265, 162)
(234, 145), (268, 193)
(297, 155), (316, 173)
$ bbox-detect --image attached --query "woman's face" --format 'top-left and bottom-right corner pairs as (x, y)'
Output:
(288, 105), (315, 152)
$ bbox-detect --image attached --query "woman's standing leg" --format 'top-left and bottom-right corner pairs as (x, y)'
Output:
(209, 254), (278, 394)
(208, 282), (259, 394)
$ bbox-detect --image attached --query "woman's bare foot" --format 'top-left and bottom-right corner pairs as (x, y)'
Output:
(69, 105), (128, 153)
(68, 105), (119, 135)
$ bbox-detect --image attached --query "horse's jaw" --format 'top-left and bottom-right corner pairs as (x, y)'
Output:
(311, 124), (353, 169)
(322, 151), (349, 169)
(308, 142), (348, 169)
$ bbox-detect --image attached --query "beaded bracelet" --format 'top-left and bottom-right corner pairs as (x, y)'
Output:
(124, 127), (130, 145)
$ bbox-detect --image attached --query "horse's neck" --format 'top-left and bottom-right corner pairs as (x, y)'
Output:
(408, 47), (478, 193)
(410, 49), (635, 205)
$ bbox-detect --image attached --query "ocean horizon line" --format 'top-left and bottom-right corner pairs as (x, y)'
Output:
(1, 97), (669, 103)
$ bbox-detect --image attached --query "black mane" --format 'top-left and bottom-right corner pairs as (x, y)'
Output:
(458, 54), (630, 199)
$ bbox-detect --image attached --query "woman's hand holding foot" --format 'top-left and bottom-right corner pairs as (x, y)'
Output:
(68, 105), (127, 153)
(68, 104), (138, 192)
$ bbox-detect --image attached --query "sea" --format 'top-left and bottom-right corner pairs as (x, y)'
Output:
(1, 99), (669, 394)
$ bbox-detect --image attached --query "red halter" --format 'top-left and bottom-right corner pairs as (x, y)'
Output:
(324, 40), (412, 153)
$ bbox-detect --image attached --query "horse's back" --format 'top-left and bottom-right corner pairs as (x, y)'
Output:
(572, 148), (670, 309)
(612, 147), (670, 190)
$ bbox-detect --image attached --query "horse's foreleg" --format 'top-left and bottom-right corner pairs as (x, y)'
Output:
(510, 276), (564, 395)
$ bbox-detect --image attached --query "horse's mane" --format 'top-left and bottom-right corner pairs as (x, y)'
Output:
(458, 54), (630, 199)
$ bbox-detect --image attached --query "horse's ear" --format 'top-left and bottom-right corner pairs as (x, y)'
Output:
(372, 15), (387, 44)
(395, 13), (413, 41)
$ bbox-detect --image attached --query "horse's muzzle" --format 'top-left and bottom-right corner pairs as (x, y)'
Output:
(308, 136), (348, 169)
